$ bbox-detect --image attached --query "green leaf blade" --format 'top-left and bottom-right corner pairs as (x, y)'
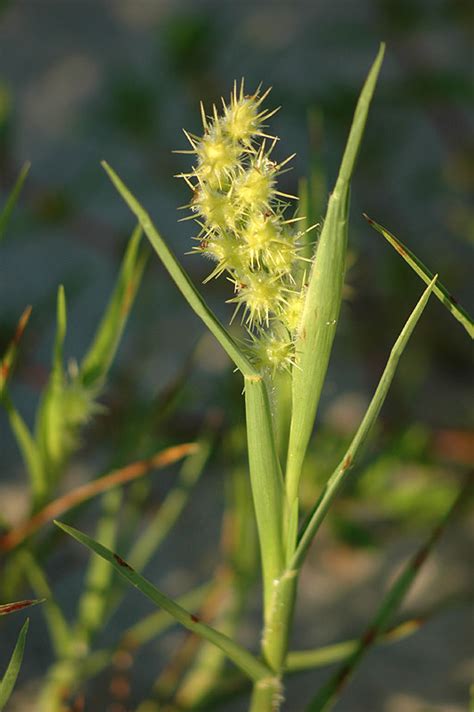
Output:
(129, 434), (212, 572)
(365, 214), (474, 337)
(19, 552), (70, 658)
(34, 286), (68, 487)
(293, 276), (437, 570)
(0, 308), (46, 498)
(80, 224), (147, 389)
(286, 44), (385, 507)
(1, 392), (46, 502)
(337, 44), (386, 184)
(101, 161), (257, 377)
(0, 162), (30, 243)
(286, 617), (426, 672)
(0, 306), (32, 396)
(54, 520), (272, 683)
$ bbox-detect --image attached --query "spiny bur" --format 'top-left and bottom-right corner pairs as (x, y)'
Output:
(177, 80), (313, 374)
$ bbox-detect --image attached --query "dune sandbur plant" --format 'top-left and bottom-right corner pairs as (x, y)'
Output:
(54, 43), (473, 711)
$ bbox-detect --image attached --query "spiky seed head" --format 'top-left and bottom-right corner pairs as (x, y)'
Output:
(241, 212), (279, 265)
(252, 330), (295, 374)
(220, 81), (275, 146)
(233, 161), (275, 212)
(196, 128), (242, 187)
(177, 80), (308, 373)
(230, 272), (286, 328)
(204, 235), (246, 278)
(222, 94), (260, 145)
(192, 187), (234, 232)
(280, 291), (305, 333)
(264, 233), (297, 274)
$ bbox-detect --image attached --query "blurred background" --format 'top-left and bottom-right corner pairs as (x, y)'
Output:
(0, 1), (472, 711)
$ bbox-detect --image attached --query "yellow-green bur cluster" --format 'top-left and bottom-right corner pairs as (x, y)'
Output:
(177, 82), (307, 373)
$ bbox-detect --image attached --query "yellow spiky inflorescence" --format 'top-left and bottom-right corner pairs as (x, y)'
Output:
(177, 80), (311, 374)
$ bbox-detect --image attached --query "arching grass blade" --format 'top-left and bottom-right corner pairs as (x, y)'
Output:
(293, 276), (436, 570)
(54, 520), (273, 683)
(0, 162), (30, 243)
(365, 214), (473, 337)
(102, 161), (257, 377)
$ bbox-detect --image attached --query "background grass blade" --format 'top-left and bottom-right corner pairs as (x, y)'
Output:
(128, 436), (211, 571)
(295, 110), (326, 285)
(0, 162), (30, 243)
(0, 392), (46, 502)
(52, 583), (214, 696)
(38, 490), (124, 712)
(292, 277), (436, 570)
(0, 619), (29, 711)
(54, 521), (272, 683)
(18, 552), (70, 658)
(286, 617), (425, 672)
(0, 307), (46, 500)
(34, 285), (68, 491)
(80, 224), (147, 388)
(0, 306), (32, 396)
(306, 476), (471, 712)
(102, 161), (258, 378)
(286, 44), (385, 507)
(365, 214), (473, 337)
(76, 488), (122, 648)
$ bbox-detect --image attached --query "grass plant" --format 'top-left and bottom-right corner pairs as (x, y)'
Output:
(1, 43), (472, 712)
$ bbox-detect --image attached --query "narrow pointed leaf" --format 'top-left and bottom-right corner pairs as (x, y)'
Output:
(80, 224), (147, 388)
(75, 489), (122, 652)
(19, 551), (70, 657)
(0, 162), (30, 243)
(300, 108), (327, 257)
(0, 306), (32, 396)
(0, 307), (45, 495)
(293, 277), (436, 569)
(0, 619), (29, 710)
(49, 583), (213, 688)
(53, 285), (67, 371)
(129, 435), (211, 571)
(307, 478), (470, 711)
(0, 391), (46, 501)
(34, 286), (67, 484)
(54, 521), (272, 682)
(365, 214), (474, 338)
(120, 582), (212, 649)
(286, 44), (385, 504)
(102, 161), (257, 377)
